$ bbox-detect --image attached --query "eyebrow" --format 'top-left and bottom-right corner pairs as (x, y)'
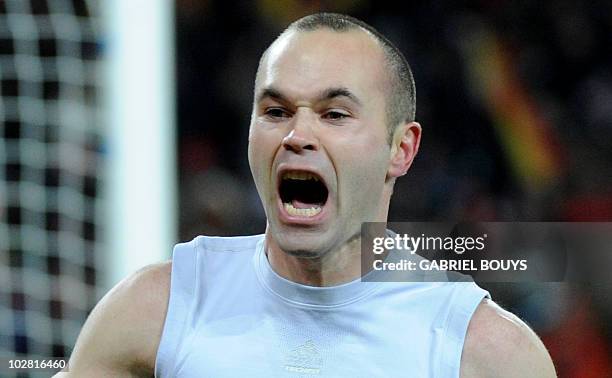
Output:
(256, 86), (363, 107)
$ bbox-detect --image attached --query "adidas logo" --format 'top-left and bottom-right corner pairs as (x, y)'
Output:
(284, 340), (323, 375)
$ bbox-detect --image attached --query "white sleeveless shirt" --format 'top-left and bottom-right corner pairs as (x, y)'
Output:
(155, 234), (488, 378)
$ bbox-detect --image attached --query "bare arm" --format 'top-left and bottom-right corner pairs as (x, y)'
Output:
(54, 262), (171, 377)
(460, 299), (557, 378)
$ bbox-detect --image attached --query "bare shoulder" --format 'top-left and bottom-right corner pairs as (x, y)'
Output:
(460, 298), (557, 378)
(58, 261), (172, 377)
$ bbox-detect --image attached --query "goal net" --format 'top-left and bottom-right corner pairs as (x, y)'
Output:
(0, 0), (103, 375)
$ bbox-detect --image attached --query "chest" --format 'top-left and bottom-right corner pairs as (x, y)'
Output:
(174, 306), (441, 378)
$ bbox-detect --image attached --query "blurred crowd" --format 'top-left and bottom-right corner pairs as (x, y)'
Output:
(174, 1), (612, 376)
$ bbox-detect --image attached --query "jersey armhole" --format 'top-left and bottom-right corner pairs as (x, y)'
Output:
(438, 282), (490, 378)
(154, 239), (200, 378)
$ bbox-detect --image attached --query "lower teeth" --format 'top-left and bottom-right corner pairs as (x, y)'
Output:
(284, 202), (322, 217)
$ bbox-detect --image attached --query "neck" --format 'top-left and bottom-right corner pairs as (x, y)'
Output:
(265, 232), (363, 287)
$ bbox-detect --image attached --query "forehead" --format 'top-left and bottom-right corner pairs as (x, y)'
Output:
(257, 28), (388, 101)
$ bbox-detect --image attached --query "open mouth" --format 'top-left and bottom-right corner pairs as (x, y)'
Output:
(279, 171), (329, 218)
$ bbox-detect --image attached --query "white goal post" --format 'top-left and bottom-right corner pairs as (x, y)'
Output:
(103, 0), (177, 289)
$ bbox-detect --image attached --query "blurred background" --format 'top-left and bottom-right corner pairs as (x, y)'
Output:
(1, 0), (611, 376)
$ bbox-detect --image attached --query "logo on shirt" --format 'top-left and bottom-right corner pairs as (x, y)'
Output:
(284, 340), (323, 375)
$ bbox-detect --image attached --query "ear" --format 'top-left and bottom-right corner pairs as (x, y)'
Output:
(387, 121), (421, 179)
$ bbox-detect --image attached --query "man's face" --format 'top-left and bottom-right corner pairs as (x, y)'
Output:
(248, 28), (394, 257)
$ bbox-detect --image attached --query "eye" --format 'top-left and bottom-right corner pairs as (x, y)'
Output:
(322, 110), (349, 120)
(264, 107), (291, 119)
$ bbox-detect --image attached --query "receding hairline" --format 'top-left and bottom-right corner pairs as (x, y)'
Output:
(255, 26), (385, 81)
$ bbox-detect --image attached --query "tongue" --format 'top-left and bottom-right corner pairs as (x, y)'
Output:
(291, 199), (320, 209)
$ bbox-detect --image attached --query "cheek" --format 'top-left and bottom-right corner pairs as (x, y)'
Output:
(348, 154), (388, 192)
(248, 127), (280, 190)
(332, 138), (390, 199)
(249, 137), (268, 178)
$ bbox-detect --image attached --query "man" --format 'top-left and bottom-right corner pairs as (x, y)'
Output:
(58, 13), (556, 377)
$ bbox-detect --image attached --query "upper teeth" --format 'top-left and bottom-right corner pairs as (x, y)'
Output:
(283, 171), (320, 181)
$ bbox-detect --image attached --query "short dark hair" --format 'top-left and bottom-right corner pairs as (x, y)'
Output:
(268, 13), (416, 137)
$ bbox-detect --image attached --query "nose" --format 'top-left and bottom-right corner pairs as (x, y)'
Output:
(282, 110), (319, 153)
